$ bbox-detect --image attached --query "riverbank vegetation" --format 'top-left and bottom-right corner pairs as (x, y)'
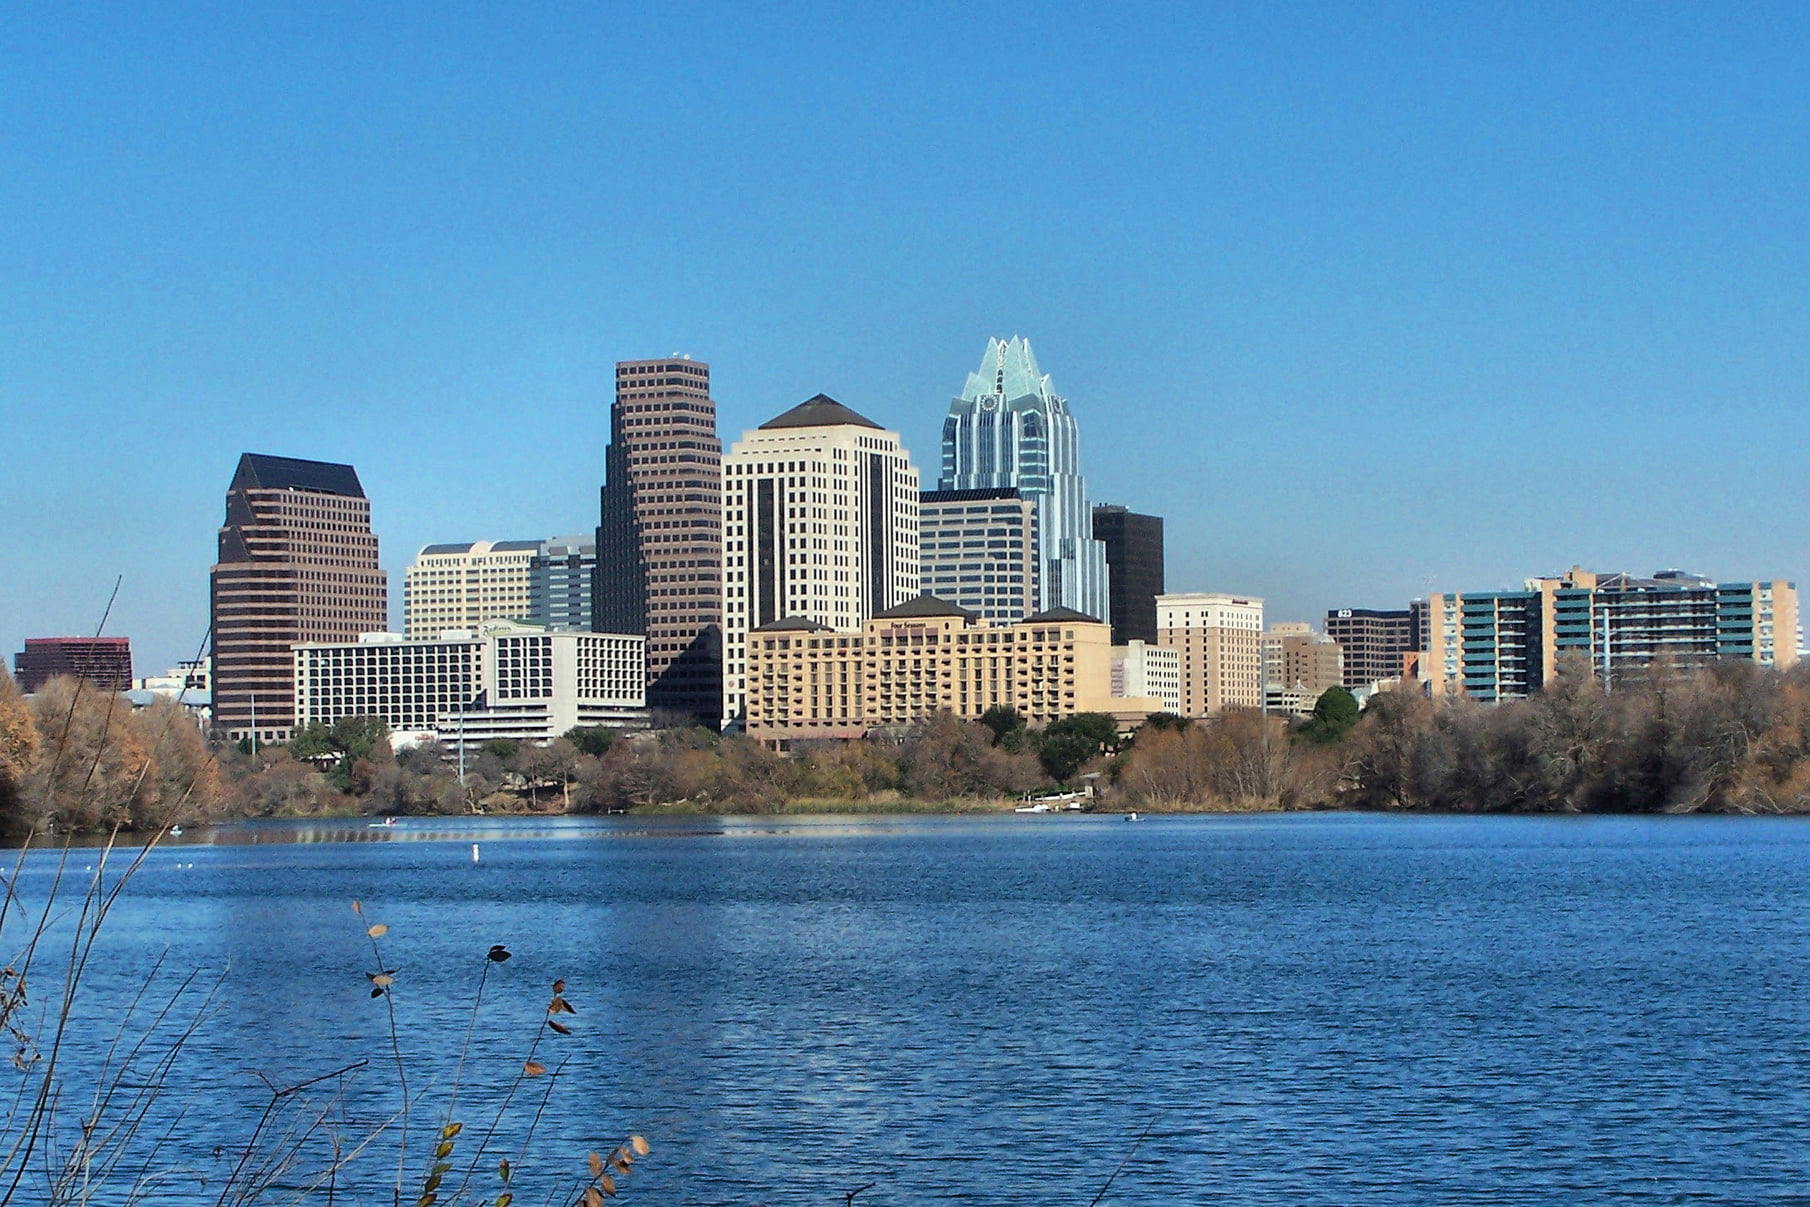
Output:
(9, 655), (1810, 829)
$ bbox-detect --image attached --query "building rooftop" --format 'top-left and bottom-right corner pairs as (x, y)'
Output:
(758, 394), (884, 431)
(872, 594), (978, 621)
(234, 453), (365, 498)
(751, 616), (833, 633)
(921, 487), (1025, 504)
(1024, 606), (1101, 624)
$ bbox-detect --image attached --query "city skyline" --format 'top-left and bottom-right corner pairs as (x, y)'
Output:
(6, 6), (1810, 674)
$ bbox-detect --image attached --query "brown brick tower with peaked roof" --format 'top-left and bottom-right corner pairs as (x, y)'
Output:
(594, 358), (724, 724)
(210, 454), (387, 742)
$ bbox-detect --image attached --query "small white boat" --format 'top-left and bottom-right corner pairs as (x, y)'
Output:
(367, 817), (399, 828)
(1125, 811), (1141, 822)
(168, 825), (183, 837)
(1014, 803), (1053, 814)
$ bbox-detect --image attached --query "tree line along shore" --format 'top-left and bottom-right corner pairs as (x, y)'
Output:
(6, 655), (1810, 833)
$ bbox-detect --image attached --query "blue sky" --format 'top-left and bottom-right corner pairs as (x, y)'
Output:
(4, 2), (1808, 675)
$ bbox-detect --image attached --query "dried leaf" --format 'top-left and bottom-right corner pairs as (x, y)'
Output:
(423, 1172), (443, 1192)
(582, 1188), (603, 1207)
(552, 978), (565, 994)
(496, 1196), (512, 1207)
(415, 1195), (436, 1207)
(352, 900), (363, 914)
(370, 987), (383, 999)
(487, 944), (511, 962)
(630, 1135), (649, 1156)
(430, 1161), (452, 1176)
(546, 1019), (571, 1036)
(600, 1173), (616, 1197)
(498, 1158), (512, 1182)
(434, 1140), (453, 1159)
(587, 1152), (604, 1178)
(367, 923), (389, 938)
(373, 974), (395, 989)
(440, 1122), (463, 1140)
(523, 1060), (546, 1077)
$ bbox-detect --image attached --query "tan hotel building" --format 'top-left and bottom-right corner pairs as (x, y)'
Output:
(1157, 592), (1265, 717)
(743, 595), (1147, 746)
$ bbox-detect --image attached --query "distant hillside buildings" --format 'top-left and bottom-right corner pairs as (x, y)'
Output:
(210, 454), (386, 743)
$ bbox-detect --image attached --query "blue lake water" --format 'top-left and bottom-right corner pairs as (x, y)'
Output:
(13, 812), (1810, 1204)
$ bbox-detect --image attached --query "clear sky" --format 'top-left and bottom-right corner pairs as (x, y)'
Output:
(4, 2), (1808, 675)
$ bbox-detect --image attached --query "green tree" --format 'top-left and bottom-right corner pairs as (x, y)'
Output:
(481, 737), (521, 762)
(564, 725), (617, 757)
(1036, 713), (1121, 783)
(285, 721), (336, 760)
(329, 715), (392, 761)
(978, 706), (1027, 746)
(1300, 686), (1361, 744)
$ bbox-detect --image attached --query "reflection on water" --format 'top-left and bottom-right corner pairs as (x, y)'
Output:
(8, 813), (1810, 1205)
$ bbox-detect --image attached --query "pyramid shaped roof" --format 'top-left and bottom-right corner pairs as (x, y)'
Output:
(759, 394), (884, 431)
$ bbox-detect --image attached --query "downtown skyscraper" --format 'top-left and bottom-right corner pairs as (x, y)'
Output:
(939, 337), (1110, 623)
(210, 453), (387, 742)
(721, 395), (920, 727)
(593, 357), (723, 724)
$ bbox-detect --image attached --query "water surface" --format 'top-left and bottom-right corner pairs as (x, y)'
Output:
(17, 812), (1810, 1204)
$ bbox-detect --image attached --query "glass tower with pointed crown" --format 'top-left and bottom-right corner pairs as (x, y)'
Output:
(939, 337), (1109, 623)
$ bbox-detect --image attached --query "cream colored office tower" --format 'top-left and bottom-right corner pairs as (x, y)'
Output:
(722, 395), (920, 728)
(1156, 592), (1265, 717)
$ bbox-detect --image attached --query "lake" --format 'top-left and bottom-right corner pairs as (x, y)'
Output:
(11, 812), (1810, 1205)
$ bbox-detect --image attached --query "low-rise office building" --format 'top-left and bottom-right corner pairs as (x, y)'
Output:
(1261, 623), (1344, 718)
(294, 623), (646, 751)
(743, 595), (1142, 746)
(1113, 640), (1181, 714)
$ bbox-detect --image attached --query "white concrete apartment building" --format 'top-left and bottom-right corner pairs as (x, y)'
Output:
(1157, 593), (1265, 717)
(403, 538), (598, 638)
(721, 395), (920, 727)
(294, 623), (646, 751)
(1112, 640), (1181, 714)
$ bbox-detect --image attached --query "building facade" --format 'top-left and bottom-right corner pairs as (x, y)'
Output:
(404, 537), (596, 637)
(723, 395), (921, 727)
(14, 637), (133, 693)
(939, 337), (1109, 623)
(1260, 623), (1345, 718)
(743, 596), (1120, 746)
(1325, 607), (1421, 691)
(1113, 640), (1182, 714)
(919, 487), (1038, 626)
(210, 454), (387, 743)
(528, 536), (596, 632)
(594, 357), (724, 724)
(404, 540), (540, 636)
(294, 623), (646, 751)
(1425, 567), (1799, 701)
(1157, 593), (1265, 717)
(1093, 505), (1164, 645)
